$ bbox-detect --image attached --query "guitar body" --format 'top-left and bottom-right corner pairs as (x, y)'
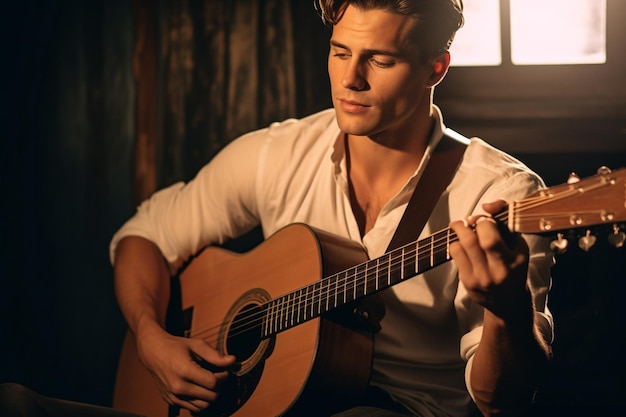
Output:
(113, 224), (375, 417)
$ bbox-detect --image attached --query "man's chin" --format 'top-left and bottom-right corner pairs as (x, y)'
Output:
(335, 115), (376, 137)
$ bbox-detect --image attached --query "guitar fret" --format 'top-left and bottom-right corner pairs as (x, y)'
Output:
(404, 245), (416, 280)
(317, 281), (324, 316)
(383, 253), (392, 286)
(280, 295), (287, 331)
(433, 230), (450, 266)
(350, 266), (358, 302)
(388, 250), (402, 285)
(311, 281), (320, 318)
(303, 285), (309, 321)
(291, 289), (298, 327)
(400, 249), (405, 281)
(331, 273), (339, 309)
(279, 295), (286, 332)
(356, 264), (366, 298)
(269, 299), (278, 335)
(324, 276), (337, 311)
(374, 258), (380, 291)
(417, 237), (431, 274)
(295, 287), (304, 326)
(341, 270), (348, 304)
(286, 292), (293, 328)
(277, 295), (285, 333)
(324, 277), (330, 312)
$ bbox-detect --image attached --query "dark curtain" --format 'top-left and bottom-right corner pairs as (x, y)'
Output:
(134, 0), (331, 201)
(0, 0), (331, 407)
(1, 0), (135, 407)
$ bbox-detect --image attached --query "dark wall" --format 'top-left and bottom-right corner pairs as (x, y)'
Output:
(1, 0), (625, 413)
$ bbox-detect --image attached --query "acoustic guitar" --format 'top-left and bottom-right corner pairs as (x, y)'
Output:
(113, 167), (626, 417)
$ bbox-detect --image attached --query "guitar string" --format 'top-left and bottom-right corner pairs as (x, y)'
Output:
(191, 196), (575, 343)
(190, 193), (572, 342)
(189, 182), (615, 344)
(190, 212), (510, 342)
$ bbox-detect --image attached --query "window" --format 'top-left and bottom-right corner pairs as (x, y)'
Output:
(449, 0), (501, 66)
(450, 0), (607, 66)
(436, 0), (625, 154)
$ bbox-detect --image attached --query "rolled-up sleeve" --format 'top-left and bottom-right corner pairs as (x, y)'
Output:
(109, 128), (267, 273)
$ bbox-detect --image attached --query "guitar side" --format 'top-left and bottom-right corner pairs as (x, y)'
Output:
(113, 223), (374, 417)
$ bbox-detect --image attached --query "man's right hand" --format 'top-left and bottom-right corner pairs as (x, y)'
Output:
(135, 322), (237, 414)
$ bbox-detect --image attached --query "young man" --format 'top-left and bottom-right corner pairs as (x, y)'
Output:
(1, 1), (553, 416)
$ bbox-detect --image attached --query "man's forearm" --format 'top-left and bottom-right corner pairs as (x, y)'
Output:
(470, 305), (552, 416)
(113, 236), (172, 336)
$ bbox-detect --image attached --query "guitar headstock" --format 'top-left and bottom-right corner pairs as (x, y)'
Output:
(509, 166), (626, 251)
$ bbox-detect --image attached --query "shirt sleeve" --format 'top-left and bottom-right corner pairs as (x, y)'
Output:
(109, 127), (268, 273)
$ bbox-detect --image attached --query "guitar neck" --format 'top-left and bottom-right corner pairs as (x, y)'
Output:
(260, 165), (626, 338)
(261, 223), (470, 337)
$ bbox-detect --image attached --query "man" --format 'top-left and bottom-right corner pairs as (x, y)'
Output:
(111, 1), (553, 416)
(1, 1), (553, 416)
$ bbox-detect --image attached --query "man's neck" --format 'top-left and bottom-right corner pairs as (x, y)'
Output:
(345, 113), (435, 183)
(345, 114), (436, 236)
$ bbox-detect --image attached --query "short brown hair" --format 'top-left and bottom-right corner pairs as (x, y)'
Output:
(316, 0), (464, 62)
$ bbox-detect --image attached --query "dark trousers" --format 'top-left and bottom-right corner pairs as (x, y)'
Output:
(0, 383), (412, 417)
(0, 384), (143, 417)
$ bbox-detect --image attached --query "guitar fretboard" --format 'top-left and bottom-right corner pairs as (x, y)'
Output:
(261, 227), (459, 337)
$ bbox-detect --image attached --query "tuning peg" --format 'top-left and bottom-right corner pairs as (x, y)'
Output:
(578, 230), (597, 252)
(567, 172), (580, 184)
(550, 233), (568, 254)
(608, 224), (625, 248)
(596, 166), (612, 175)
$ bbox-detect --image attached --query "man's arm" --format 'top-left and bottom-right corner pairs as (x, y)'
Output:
(450, 201), (552, 417)
(113, 236), (235, 414)
(469, 303), (551, 416)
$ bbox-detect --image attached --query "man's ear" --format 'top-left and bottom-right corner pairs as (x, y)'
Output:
(426, 52), (451, 88)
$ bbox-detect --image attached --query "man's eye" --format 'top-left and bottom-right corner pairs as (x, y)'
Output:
(371, 59), (394, 68)
(334, 53), (350, 59)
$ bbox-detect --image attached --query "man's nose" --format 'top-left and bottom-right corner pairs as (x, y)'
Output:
(342, 60), (367, 91)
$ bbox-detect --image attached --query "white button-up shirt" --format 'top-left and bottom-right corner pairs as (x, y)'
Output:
(110, 106), (553, 417)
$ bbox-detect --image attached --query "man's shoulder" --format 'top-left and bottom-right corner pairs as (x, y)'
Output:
(457, 137), (545, 195)
(464, 137), (537, 177)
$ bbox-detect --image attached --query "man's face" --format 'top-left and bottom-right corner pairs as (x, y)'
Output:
(328, 5), (435, 140)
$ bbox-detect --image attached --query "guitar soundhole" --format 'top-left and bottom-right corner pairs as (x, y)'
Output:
(208, 289), (275, 416)
(218, 288), (274, 376)
(227, 303), (263, 360)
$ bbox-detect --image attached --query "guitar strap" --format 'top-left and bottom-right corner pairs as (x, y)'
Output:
(386, 128), (469, 252)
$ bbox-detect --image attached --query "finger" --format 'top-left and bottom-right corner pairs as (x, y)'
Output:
(189, 339), (237, 370)
(481, 199), (508, 216)
(450, 218), (489, 277)
(157, 378), (210, 413)
(175, 395), (210, 414)
(474, 216), (503, 252)
(473, 217), (512, 282)
(184, 340), (237, 390)
(448, 220), (471, 270)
